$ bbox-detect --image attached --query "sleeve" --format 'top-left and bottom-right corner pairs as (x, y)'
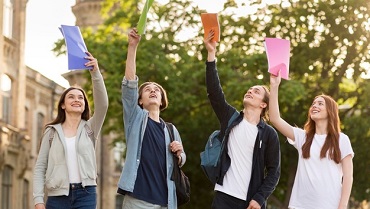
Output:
(173, 125), (186, 167)
(205, 61), (237, 132)
(88, 70), (109, 138)
(33, 128), (53, 205)
(287, 127), (306, 150)
(339, 133), (354, 159)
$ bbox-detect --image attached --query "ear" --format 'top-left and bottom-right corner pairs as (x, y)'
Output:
(61, 104), (66, 110)
(260, 102), (267, 109)
(138, 99), (143, 106)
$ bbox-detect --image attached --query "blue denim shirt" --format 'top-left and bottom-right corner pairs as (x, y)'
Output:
(117, 76), (186, 209)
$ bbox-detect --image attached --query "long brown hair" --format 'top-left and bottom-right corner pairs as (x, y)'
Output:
(46, 86), (90, 127)
(138, 82), (168, 111)
(302, 94), (341, 164)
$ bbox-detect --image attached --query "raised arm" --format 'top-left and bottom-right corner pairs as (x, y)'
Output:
(84, 52), (108, 137)
(204, 29), (217, 62)
(269, 74), (295, 140)
(125, 28), (141, 80)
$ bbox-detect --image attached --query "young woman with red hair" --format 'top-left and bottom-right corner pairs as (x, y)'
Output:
(269, 73), (354, 209)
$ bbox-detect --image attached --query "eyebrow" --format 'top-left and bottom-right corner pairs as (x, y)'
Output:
(250, 87), (262, 92)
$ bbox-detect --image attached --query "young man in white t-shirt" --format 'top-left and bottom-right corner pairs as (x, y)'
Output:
(204, 30), (281, 209)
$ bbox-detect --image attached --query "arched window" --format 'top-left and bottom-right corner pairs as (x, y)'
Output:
(1, 74), (12, 124)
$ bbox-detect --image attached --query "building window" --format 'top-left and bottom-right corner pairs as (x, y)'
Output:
(22, 180), (29, 209)
(1, 165), (13, 209)
(36, 113), (45, 152)
(2, 0), (13, 38)
(1, 74), (12, 124)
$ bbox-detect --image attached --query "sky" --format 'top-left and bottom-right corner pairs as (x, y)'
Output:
(25, 0), (76, 88)
(24, 0), (281, 89)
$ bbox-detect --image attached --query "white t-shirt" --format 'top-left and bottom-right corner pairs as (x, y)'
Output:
(65, 136), (82, 183)
(288, 127), (354, 209)
(215, 119), (258, 200)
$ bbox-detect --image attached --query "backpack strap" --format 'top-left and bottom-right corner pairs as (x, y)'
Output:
(165, 122), (175, 142)
(48, 125), (95, 148)
(48, 127), (56, 147)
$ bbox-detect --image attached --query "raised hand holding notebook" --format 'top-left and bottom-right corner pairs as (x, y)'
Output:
(60, 25), (91, 70)
(201, 13), (220, 42)
(264, 38), (290, 80)
(137, 0), (155, 35)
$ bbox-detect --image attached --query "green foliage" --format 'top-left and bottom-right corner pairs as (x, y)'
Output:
(53, 0), (370, 207)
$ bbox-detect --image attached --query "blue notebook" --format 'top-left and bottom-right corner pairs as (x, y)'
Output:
(59, 25), (92, 70)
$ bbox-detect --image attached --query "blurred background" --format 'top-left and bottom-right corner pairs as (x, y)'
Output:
(0, 0), (369, 208)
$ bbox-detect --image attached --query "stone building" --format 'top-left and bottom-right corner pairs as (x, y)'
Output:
(0, 0), (123, 209)
(0, 0), (64, 208)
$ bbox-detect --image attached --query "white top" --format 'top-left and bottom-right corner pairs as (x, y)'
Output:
(65, 136), (81, 183)
(215, 119), (258, 200)
(288, 127), (354, 209)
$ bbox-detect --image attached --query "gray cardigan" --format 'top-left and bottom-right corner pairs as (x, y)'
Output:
(33, 70), (108, 205)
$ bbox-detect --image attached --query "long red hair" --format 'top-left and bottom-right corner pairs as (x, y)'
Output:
(302, 94), (341, 164)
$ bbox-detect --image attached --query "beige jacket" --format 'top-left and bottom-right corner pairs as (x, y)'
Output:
(33, 70), (108, 205)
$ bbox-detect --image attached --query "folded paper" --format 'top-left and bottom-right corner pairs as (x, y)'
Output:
(60, 25), (91, 70)
(201, 13), (220, 42)
(137, 0), (155, 35)
(264, 38), (290, 80)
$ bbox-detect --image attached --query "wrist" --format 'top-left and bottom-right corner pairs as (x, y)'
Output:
(178, 156), (182, 165)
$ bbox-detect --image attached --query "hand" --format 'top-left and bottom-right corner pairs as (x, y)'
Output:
(35, 203), (45, 209)
(246, 199), (261, 209)
(84, 51), (99, 72)
(204, 29), (217, 53)
(270, 72), (281, 87)
(169, 141), (183, 158)
(128, 28), (141, 47)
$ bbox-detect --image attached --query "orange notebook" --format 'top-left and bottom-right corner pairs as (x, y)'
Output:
(201, 13), (220, 42)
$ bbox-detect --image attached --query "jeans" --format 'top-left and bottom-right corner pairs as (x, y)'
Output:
(46, 183), (97, 209)
(211, 191), (246, 209)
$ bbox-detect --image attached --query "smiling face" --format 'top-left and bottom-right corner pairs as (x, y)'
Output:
(62, 89), (86, 114)
(309, 96), (328, 121)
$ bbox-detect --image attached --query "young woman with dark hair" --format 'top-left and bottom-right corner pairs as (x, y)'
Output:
(33, 52), (108, 209)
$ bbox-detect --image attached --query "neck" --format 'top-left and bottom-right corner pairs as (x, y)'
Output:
(148, 110), (160, 122)
(63, 115), (82, 129)
(242, 108), (261, 125)
(315, 120), (328, 135)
